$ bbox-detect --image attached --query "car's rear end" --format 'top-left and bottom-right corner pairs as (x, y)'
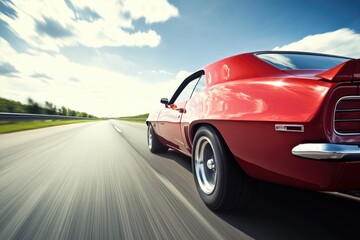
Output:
(289, 56), (360, 191)
(201, 52), (360, 192)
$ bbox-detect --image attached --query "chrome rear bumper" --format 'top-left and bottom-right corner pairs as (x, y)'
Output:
(292, 143), (360, 161)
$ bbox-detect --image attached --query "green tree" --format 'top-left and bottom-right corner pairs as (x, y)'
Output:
(26, 98), (42, 114)
(68, 109), (76, 116)
(58, 106), (67, 116)
(0, 96), (97, 118)
(45, 101), (57, 115)
(0, 98), (26, 113)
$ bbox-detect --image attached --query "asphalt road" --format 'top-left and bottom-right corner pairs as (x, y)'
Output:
(0, 120), (359, 240)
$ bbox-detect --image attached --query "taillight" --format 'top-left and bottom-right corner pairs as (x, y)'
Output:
(334, 96), (360, 135)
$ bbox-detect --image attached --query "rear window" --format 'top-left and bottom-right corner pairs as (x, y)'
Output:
(255, 53), (350, 70)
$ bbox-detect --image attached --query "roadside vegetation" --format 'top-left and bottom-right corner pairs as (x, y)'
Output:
(0, 97), (97, 118)
(118, 113), (148, 124)
(0, 120), (95, 134)
(0, 96), (99, 134)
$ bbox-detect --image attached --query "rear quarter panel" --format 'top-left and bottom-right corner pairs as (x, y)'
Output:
(190, 77), (332, 122)
(183, 69), (349, 190)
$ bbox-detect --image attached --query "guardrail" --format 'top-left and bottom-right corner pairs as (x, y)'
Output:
(0, 112), (93, 121)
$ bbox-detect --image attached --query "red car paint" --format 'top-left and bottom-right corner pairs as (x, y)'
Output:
(147, 51), (360, 191)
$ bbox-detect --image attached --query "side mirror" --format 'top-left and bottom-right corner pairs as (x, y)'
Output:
(160, 98), (169, 105)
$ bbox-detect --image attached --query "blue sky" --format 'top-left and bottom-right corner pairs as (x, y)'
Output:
(1, 0), (360, 116)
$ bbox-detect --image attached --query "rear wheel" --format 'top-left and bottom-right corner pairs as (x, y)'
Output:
(192, 125), (255, 210)
(147, 124), (168, 153)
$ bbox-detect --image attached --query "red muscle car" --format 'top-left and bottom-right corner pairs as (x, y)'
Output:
(146, 51), (360, 210)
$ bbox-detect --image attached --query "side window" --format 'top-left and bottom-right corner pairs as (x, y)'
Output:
(174, 77), (200, 104)
(193, 74), (206, 95)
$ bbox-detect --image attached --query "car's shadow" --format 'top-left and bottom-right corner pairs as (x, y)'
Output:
(156, 149), (192, 172)
(158, 150), (360, 240)
(217, 182), (360, 239)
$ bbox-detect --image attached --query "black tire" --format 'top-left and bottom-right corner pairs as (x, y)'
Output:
(192, 125), (256, 211)
(147, 124), (168, 153)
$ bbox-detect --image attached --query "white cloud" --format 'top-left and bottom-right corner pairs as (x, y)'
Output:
(273, 28), (360, 58)
(150, 69), (172, 75)
(159, 70), (171, 75)
(0, 38), (183, 117)
(123, 0), (179, 24)
(176, 70), (191, 80)
(0, 0), (178, 51)
(0, 1), (186, 116)
(0, 38), (16, 63)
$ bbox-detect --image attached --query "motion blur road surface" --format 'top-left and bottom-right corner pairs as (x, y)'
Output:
(0, 120), (359, 240)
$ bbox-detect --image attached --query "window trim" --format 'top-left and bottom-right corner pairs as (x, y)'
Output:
(169, 70), (205, 105)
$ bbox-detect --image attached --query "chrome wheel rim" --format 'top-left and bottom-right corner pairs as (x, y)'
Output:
(148, 126), (153, 150)
(195, 136), (217, 194)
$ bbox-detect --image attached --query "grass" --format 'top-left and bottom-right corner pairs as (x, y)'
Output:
(119, 113), (149, 119)
(0, 120), (95, 134)
(118, 113), (148, 124)
(119, 119), (146, 124)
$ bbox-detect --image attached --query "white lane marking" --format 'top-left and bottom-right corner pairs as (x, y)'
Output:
(114, 126), (122, 133)
(150, 169), (224, 240)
